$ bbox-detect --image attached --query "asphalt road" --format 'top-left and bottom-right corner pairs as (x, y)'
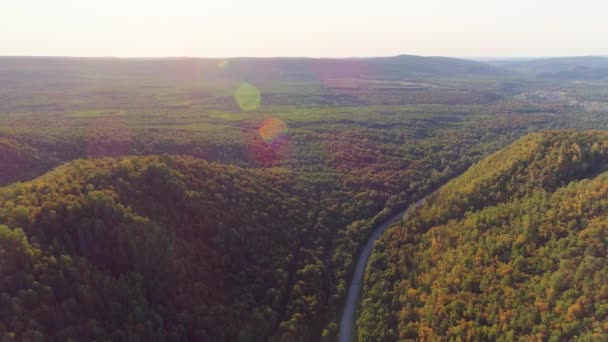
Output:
(339, 198), (426, 342)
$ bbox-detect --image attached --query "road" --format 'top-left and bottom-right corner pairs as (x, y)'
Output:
(338, 198), (427, 342)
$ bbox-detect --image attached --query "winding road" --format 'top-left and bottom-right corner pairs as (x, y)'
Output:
(339, 198), (427, 342)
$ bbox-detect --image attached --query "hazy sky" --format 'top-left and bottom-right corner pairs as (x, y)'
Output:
(1, 0), (607, 58)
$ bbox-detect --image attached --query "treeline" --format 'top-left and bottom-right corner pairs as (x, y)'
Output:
(359, 131), (608, 341)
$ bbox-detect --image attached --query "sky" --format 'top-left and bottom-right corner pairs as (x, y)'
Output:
(1, 0), (607, 58)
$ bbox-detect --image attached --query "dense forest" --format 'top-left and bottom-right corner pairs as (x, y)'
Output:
(0, 156), (342, 340)
(2, 56), (608, 340)
(360, 131), (608, 341)
(0, 130), (514, 340)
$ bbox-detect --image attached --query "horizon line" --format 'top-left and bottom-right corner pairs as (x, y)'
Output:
(0, 54), (606, 61)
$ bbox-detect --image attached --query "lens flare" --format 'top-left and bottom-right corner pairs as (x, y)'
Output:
(259, 118), (288, 143)
(234, 83), (261, 111)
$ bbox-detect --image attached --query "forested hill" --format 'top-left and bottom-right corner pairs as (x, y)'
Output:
(0, 156), (341, 341)
(0, 55), (502, 84)
(494, 56), (608, 80)
(360, 131), (608, 341)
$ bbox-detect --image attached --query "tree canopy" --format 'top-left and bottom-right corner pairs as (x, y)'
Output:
(360, 131), (608, 341)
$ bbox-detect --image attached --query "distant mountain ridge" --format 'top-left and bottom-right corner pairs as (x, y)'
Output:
(0, 55), (505, 83)
(492, 56), (608, 80)
(5, 54), (608, 83)
(4, 54), (608, 81)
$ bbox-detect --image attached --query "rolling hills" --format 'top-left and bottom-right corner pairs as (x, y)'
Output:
(3, 55), (608, 341)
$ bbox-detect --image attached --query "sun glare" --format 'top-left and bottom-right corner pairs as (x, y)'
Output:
(234, 83), (261, 111)
(258, 118), (288, 143)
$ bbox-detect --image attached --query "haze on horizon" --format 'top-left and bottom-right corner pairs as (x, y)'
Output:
(1, 0), (607, 58)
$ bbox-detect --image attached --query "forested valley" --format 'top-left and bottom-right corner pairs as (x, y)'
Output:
(2, 56), (608, 341)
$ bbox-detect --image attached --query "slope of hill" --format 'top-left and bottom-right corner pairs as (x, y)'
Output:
(366, 55), (504, 78)
(494, 56), (608, 80)
(359, 131), (608, 341)
(0, 137), (46, 185)
(0, 155), (340, 341)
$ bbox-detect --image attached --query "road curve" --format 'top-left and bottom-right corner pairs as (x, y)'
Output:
(339, 198), (426, 342)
